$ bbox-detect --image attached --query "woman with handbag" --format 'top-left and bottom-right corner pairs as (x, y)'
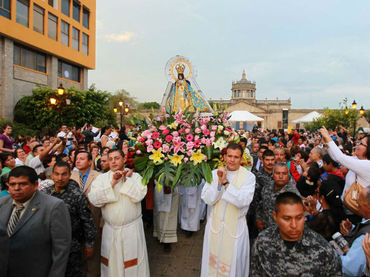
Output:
(320, 127), (370, 219)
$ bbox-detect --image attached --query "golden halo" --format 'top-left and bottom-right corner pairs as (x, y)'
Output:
(169, 58), (193, 81)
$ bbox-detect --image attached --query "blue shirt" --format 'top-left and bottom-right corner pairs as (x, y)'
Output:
(341, 218), (370, 276)
(79, 168), (91, 188)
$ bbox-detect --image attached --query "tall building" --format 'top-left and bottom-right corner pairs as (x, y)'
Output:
(0, 0), (95, 119)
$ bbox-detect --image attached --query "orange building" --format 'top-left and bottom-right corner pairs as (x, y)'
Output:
(0, 0), (96, 119)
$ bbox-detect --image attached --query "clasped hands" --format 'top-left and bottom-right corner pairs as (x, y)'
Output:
(111, 169), (133, 187)
(217, 167), (229, 189)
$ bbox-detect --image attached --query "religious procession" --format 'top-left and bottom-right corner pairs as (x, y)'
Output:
(0, 54), (370, 277)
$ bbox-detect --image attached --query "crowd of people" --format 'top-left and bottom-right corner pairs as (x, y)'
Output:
(0, 121), (370, 277)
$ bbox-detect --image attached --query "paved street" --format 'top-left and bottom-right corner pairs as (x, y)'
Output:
(145, 223), (205, 277)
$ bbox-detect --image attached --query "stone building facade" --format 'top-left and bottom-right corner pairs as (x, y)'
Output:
(209, 71), (321, 130)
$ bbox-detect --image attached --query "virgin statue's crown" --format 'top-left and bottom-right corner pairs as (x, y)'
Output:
(175, 64), (185, 74)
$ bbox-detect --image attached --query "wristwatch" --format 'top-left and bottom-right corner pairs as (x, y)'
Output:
(222, 181), (229, 187)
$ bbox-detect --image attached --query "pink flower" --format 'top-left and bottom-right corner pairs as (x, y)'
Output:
(152, 132), (160, 140)
(202, 129), (210, 136)
(162, 144), (170, 153)
(172, 131), (179, 137)
(186, 134), (194, 142)
(185, 128), (191, 134)
(186, 142), (194, 150)
(210, 137), (215, 143)
(165, 135), (173, 143)
(145, 139), (153, 145)
(173, 141), (185, 154)
(139, 137), (145, 143)
(184, 157), (189, 163)
(205, 139), (211, 146)
(200, 125), (207, 130)
(193, 140), (201, 148)
(150, 126), (157, 131)
(194, 135), (200, 141)
(142, 130), (151, 138)
(173, 137), (181, 144)
(159, 125), (167, 130)
(136, 150), (142, 155)
(178, 128), (186, 134)
(154, 141), (162, 149)
(211, 125), (217, 130)
(186, 150), (193, 156)
(201, 138), (207, 144)
(147, 145), (154, 152)
(210, 131), (216, 137)
(162, 129), (170, 136)
(195, 128), (201, 134)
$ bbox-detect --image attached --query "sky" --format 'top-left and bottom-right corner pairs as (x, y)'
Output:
(89, 0), (370, 109)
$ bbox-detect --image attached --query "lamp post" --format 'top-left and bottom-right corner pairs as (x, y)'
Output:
(350, 100), (365, 139)
(113, 100), (130, 128)
(49, 84), (71, 106)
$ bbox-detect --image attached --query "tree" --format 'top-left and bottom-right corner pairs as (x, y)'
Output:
(304, 98), (359, 131)
(109, 88), (138, 110)
(363, 110), (370, 124)
(138, 102), (160, 110)
(14, 85), (116, 132)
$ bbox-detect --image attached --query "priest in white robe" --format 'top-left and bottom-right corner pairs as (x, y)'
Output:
(201, 142), (255, 277)
(88, 149), (150, 277)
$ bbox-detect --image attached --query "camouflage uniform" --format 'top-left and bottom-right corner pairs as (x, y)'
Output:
(256, 181), (300, 228)
(250, 226), (342, 277)
(250, 168), (273, 214)
(42, 180), (97, 277)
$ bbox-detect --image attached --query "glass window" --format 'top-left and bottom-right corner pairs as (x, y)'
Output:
(82, 7), (89, 28)
(72, 27), (79, 51)
(16, 0), (29, 27)
(72, 1), (80, 22)
(82, 33), (88, 55)
(48, 0), (53, 6)
(0, 0), (11, 18)
(13, 44), (46, 73)
(61, 20), (69, 46)
(33, 4), (44, 34)
(58, 60), (80, 82)
(61, 0), (69, 16)
(48, 13), (57, 40)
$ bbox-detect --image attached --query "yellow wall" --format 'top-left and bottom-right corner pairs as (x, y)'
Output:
(0, 0), (95, 69)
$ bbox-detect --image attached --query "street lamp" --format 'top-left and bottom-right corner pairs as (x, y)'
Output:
(57, 83), (65, 95)
(349, 100), (365, 139)
(352, 100), (357, 110)
(114, 100), (130, 128)
(360, 106), (365, 116)
(49, 97), (57, 105)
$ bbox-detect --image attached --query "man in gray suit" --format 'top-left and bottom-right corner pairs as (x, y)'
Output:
(0, 166), (72, 277)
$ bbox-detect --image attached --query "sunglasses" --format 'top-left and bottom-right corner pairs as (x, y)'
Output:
(357, 141), (368, 147)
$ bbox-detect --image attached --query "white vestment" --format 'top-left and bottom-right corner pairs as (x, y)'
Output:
(179, 180), (205, 232)
(88, 171), (149, 277)
(201, 168), (255, 277)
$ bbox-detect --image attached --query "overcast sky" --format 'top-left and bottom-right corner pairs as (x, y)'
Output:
(89, 0), (370, 109)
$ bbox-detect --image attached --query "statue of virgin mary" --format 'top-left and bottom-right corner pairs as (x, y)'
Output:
(161, 55), (213, 114)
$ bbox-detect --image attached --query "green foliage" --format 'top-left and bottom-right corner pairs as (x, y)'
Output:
(363, 110), (370, 124)
(14, 86), (116, 132)
(304, 99), (360, 131)
(138, 102), (160, 110)
(109, 88), (138, 109)
(0, 117), (40, 138)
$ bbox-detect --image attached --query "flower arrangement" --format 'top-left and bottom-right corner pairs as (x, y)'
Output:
(133, 109), (239, 188)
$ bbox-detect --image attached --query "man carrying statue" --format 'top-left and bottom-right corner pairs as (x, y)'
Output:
(201, 142), (256, 277)
(88, 149), (149, 277)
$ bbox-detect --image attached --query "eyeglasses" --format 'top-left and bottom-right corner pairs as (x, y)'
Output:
(357, 141), (368, 147)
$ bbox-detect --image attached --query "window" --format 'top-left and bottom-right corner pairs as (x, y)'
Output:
(33, 4), (44, 34)
(72, 27), (79, 50)
(14, 44), (46, 73)
(82, 33), (88, 55)
(48, 0), (54, 6)
(72, 1), (80, 22)
(61, 20), (69, 46)
(48, 13), (57, 40)
(61, 0), (69, 16)
(58, 60), (80, 82)
(16, 0), (29, 27)
(0, 0), (10, 18)
(82, 7), (89, 28)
